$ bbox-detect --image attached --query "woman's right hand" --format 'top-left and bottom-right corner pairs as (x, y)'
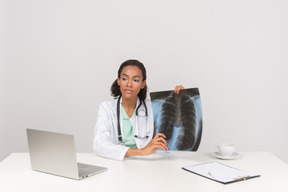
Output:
(140, 133), (169, 156)
(174, 85), (184, 94)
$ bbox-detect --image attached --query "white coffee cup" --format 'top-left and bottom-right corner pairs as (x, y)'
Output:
(216, 143), (235, 157)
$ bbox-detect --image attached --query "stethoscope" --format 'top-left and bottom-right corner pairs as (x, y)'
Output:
(117, 95), (148, 143)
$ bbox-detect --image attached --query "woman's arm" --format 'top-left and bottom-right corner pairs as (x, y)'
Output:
(125, 85), (184, 157)
(125, 133), (168, 157)
(93, 101), (129, 161)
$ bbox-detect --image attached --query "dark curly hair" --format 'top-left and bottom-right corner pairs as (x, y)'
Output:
(111, 59), (148, 101)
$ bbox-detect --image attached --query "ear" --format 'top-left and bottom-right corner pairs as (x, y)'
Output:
(117, 78), (120, 86)
(141, 80), (146, 89)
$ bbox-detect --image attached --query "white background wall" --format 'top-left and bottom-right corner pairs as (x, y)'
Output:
(1, 0), (288, 163)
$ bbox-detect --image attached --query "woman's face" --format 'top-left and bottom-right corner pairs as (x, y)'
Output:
(117, 65), (146, 101)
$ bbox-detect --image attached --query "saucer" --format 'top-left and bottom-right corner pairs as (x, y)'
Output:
(213, 152), (240, 160)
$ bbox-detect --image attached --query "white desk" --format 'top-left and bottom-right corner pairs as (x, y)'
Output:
(1, 151), (288, 192)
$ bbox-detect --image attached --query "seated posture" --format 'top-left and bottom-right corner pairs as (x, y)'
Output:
(93, 59), (183, 160)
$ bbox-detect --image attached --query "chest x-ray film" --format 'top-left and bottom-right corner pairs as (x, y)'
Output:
(150, 88), (202, 151)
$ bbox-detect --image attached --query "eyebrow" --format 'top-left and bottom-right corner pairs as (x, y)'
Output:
(121, 74), (142, 78)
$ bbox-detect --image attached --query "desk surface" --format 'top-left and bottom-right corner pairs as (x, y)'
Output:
(1, 151), (288, 192)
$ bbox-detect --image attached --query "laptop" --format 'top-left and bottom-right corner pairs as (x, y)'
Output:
(26, 128), (107, 180)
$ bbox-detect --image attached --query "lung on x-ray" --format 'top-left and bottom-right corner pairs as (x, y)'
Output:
(150, 88), (202, 151)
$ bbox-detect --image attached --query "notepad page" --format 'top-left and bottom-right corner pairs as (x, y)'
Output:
(184, 162), (257, 183)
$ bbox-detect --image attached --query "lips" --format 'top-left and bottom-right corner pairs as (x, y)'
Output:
(124, 89), (133, 94)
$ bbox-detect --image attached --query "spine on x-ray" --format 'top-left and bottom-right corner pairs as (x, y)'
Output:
(159, 91), (198, 150)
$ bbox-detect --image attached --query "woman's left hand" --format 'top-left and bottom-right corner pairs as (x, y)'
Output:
(139, 133), (169, 156)
(174, 85), (184, 94)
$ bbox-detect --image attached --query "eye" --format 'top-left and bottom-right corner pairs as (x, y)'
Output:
(121, 77), (127, 81)
(134, 79), (140, 82)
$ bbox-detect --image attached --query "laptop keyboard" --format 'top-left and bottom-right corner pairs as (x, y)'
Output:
(77, 163), (107, 178)
(79, 168), (94, 178)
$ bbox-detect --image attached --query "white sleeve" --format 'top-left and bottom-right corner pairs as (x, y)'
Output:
(93, 101), (129, 161)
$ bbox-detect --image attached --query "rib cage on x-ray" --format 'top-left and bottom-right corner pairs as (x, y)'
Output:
(150, 88), (202, 151)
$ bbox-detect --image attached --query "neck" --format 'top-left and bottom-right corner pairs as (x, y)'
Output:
(121, 97), (137, 117)
(121, 97), (137, 108)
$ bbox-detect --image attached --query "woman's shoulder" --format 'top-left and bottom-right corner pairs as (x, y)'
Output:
(99, 97), (118, 111)
(144, 96), (152, 105)
(100, 97), (117, 106)
(96, 98), (118, 119)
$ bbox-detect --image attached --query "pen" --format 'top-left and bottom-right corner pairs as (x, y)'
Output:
(234, 176), (251, 182)
(208, 172), (218, 181)
(163, 121), (168, 136)
(159, 121), (168, 138)
(160, 121), (169, 151)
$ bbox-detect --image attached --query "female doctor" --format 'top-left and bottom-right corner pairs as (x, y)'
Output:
(93, 60), (184, 161)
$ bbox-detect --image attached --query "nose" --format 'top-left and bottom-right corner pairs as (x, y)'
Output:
(127, 79), (132, 87)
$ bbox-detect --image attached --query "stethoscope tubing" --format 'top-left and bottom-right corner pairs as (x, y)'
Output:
(117, 96), (148, 142)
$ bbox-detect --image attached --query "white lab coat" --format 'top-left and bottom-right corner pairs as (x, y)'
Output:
(93, 96), (154, 161)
